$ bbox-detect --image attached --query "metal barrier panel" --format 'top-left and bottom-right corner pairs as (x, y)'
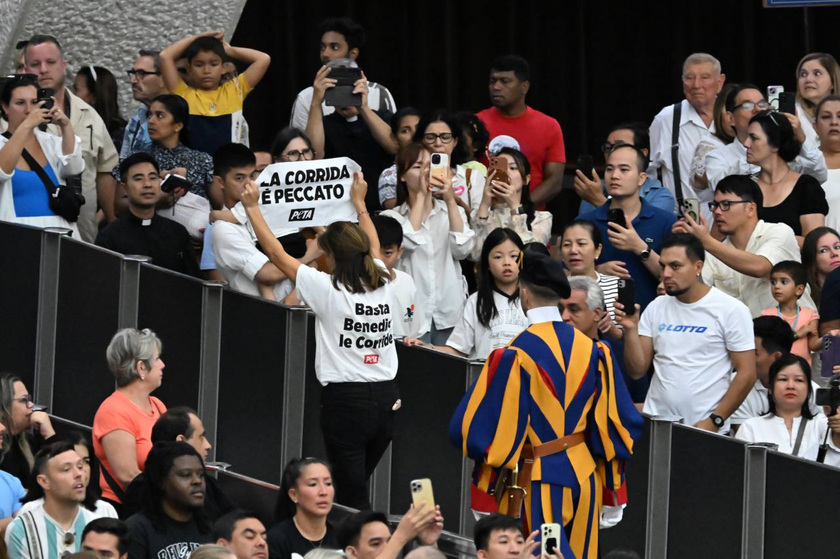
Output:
(667, 425), (744, 557)
(764, 451), (840, 558)
(600, 418), (650, 556)
(53, 239), (121, 423)
(137, 264), (203, 409)
(389, 344), (471, 533)
(301, 312), (327, 461)
(215, 291), (288, 482)
(0, 222), (43, 388)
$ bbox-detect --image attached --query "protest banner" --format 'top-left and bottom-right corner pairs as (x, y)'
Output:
(254, 157), (362, 230)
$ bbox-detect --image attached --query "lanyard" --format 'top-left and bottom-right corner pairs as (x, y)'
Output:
(777, 304), (800, 332)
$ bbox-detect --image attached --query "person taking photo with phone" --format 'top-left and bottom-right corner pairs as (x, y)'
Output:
(0, 73), (84, 235)
(381, 143), (475, 345)
(578, 144), (676, 310)
(240, 170), (398, 511)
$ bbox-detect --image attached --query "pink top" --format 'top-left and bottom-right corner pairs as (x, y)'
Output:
(761, 305), (820, 364)
(92, 390), (166, 502)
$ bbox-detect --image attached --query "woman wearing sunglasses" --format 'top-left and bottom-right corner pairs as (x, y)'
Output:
(745, 110), (828, 247)
(0, 74), (83, 235)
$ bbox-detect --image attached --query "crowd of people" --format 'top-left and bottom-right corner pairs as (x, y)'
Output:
(3, 13), (840, 559)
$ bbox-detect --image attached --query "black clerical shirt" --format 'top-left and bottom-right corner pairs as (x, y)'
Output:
(95, 212), (200, 277)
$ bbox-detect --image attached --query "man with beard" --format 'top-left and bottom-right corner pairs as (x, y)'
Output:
(617, 233), (755, 434)
(121, 50), (167, 158)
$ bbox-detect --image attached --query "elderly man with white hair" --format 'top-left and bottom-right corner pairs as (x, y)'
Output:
(648, 53), (727, 220)
(559, 276), (607, 340)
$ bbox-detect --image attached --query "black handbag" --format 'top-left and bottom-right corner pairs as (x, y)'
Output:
(3, 132), (85, 222)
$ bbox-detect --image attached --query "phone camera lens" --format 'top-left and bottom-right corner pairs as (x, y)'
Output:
(431, 154), (441, 164)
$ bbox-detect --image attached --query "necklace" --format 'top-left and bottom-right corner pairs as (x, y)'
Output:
(293, 517), (326, 549)
(777, 303), (800, 332)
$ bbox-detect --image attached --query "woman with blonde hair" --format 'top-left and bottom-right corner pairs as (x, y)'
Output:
(241, 172), (396, 511)
(795, 52), (840, 144)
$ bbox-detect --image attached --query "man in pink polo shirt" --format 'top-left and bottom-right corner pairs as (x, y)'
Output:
(477, 55), (566, 207)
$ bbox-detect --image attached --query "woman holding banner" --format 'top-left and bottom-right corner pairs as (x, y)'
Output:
(241, 172), (398, 511)
(381, 142), (475, 345)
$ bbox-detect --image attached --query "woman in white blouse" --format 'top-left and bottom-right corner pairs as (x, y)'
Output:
(737, 354), (835, 461)
(794, 52), (840, 145)
(0, 74), (83, 235)
(815, 95), (840, 231)
(381, 142), (474, 345)
(471, 147), (552, 260)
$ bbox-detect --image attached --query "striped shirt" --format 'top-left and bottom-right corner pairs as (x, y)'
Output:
(6, 505), (108, 559)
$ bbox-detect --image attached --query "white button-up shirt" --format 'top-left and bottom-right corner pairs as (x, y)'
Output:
(701, 220), (807, 317)
(705, 137), (828, 191)
(382, 199), (474, 330)
(649, 99), (721, 211)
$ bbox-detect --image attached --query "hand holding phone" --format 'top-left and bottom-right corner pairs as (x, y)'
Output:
(489, 156), (510, 185)
(681, 199), (700, 222)
(540, 523), (561, 557)
(767, 85), (784, 110)
(429, 153), (449, 192)
(617, 278), (636, 316)
(576, 154), (595, 181)
(410, 478), (435, 509)
(607, 208), (627, 228)
(779, 91), (796, 115)
(37, 88), (55, 111)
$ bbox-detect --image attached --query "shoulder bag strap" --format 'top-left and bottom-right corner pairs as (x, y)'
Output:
(2, 132), (60, 197)
(100, 462), (128, 503)
(792, 417), (808, 456)
(671, 101), (684, 207)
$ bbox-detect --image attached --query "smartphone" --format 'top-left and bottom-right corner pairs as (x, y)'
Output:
(410, 478), (435, 509)
(767, 85), (784, 110)
(576, 154), (595, 181)
(617, 277), (636, 316)
(160, 174), (193, 194)
(323, 66), (363, 107)
(607, 208), (626, 228)
(37, 87), (54, 111)
(489, 156), (510, 184)
(681, 199), (700, 222)
(429, 153), (449, 192)
(540, 523), (561, 556)
(821, 335), (840, 378)
(779, 91), (797, 115)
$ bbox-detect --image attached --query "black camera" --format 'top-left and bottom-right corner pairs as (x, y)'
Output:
(815, 374), (840, 416)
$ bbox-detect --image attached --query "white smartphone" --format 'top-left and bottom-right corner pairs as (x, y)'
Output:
(767, 85), (784, 110)
(410, 478), (435, 509)
(540, 523), (561, 556)
(429, 153), (449, 192)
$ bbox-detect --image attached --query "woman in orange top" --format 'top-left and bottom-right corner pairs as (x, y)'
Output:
(93, 328), (167, 513)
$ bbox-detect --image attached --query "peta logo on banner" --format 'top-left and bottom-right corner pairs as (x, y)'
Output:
(364, 355), (380, 365)
(254, 157), (362, 230)
(289, 208), (315, 222)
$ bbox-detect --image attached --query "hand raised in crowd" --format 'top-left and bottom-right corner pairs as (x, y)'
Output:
(354, 72), (370, 107)
(543, 549), (565, 559)
(613, 301), (640, 331)
(29, 410), (55, 439)
(46, 103), (71, 129)
(350, 171), (368, 210)
(20, 100), (53, 131)
(523, 530), (540, 559)
(481, 168), (500, 206)
(672, 211), (711, 243)
(241, 180), (261, 209)
(597, 261), (630, 279)
(607, 218), (646, 254)
(392, 502), (438, 544)
(312, 66), (337, 104)
(417, 504), (444, 546)
(573, 168), (606, 207)
(430, 168), (456, 203)
(489, 175), (519, 210)
(782, 111), (806, 144)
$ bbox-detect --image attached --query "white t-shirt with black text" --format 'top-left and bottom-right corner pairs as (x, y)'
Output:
(390, 269), (425, 339)
(640, 287), (755, 428)
(446, 290), (529, 360)
(295, 260), (397, 385)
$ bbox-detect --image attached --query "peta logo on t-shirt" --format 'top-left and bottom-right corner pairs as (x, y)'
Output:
(658, 323), (708, 333)
(364, 354), (380, 364)
(404, 305), (415, 322)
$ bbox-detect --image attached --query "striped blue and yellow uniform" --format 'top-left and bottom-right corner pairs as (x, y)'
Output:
(450, 321), (643, 559)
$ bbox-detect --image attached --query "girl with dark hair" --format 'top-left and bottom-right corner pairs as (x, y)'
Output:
(472, 147), (552, 260)
(406, 228), (528, 359)
(801, 226), (840, 307)
(746, 110), (828, 243)
(266, 458), (337, 558)
(457, 111), (490, 174)
(241, 173), (398, 510)
(126, 442), (211, 559)
(415, 110), (486, 214)
(0, 74), (84, 234)
(73, 66), (128, 151)
(736, 354), (836, 460)
(116, 93), (216, 238)
(561, 219), (621, 337)
(795, 53), (840, 144)
(378, 107), (421, 209)
(382, 143), (475, 345)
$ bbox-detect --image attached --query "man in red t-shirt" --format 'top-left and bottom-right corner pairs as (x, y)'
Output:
(476, 55), (566, 206)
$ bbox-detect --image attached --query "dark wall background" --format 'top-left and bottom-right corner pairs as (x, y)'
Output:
(233, 1), (840, 164)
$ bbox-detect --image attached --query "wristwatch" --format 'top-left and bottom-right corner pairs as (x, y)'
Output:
(710, 414), (725, 428)
(639, 245), (651, 261)
(514, 205), (527, 215)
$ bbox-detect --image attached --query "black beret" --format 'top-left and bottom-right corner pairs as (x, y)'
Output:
(519, 252), (570, 298)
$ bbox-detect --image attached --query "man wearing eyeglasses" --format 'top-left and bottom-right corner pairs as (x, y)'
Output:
(121, 50), (167, 160)
(673, 174), (803, 317)
(705, 84), (827, 191)
(575, 122), (676, 216)
(6, 442), (111, 559)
